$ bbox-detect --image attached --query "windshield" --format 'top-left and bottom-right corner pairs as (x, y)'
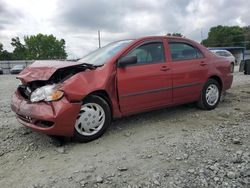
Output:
(78, 40), (133, 66)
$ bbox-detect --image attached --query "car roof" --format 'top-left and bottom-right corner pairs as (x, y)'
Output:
(13, 65), (24, 67)
(137, 35), (191, 41)
(128, 36), (212, 57)
(119, 35), (194, 42)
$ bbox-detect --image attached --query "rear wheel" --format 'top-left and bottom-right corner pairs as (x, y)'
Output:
(197, 79), (221, 110)
(73, 95), (111, 142)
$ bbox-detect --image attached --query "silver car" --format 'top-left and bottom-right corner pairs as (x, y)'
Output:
(10, 65), (25, 74)
(210, 49), (235, 73)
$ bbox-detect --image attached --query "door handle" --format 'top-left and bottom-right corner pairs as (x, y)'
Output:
(200, 61), (207, 66)
(160, 66), (171, 71)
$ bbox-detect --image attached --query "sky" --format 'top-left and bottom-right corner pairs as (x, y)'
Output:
(0, 0), (250, 58)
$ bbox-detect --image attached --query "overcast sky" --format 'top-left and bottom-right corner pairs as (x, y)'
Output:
(0, 0), (249, 58)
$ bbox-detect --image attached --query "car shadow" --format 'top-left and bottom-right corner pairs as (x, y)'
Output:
(57, 103), (199, 146)
(110, 103), (197, 130)
(16, 103), (198, 147)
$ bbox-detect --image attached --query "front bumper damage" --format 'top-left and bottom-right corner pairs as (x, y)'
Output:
(11, 90), (81, 136)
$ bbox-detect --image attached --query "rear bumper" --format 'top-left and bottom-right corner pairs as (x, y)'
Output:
(11, 91), (81, 136)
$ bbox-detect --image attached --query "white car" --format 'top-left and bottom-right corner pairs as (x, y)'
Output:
(210, 49), (235, 73)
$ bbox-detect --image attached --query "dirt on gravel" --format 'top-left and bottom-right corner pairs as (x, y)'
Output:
(0, 69), (249, 188)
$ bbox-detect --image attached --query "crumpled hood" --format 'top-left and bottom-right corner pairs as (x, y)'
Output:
(17, 60), (86, 83)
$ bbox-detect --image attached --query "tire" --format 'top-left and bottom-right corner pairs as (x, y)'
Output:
(197, 79), (221, 110)
(73, 95), (111, 142)
(231, 63), (234, 73)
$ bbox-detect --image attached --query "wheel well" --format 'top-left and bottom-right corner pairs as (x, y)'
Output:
(209, 76), (223, 90)
(86, 90), (113, 116)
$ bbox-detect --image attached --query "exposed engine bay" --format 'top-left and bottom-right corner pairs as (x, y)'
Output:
(18, 64), (95, 100)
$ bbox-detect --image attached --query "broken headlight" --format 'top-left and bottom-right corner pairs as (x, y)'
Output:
(30, 84), (64, 102)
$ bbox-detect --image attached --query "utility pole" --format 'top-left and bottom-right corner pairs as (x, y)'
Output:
(200, 28), (204, 44)
(98, 30), (101, 48)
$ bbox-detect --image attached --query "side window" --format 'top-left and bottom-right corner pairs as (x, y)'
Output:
(224, 51), (232, 57)
(169, 42), (204, 61)
(127, 42), (165, 64)
(215, 51), (231, 57)
(215, 51), (223, 56)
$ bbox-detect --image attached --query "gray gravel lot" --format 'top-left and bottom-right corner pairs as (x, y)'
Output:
(0, 68), (249, 188)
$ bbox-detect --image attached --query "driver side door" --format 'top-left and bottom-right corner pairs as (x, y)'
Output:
(116, 40), (172, 115)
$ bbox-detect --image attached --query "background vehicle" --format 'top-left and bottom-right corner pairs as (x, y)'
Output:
(210, 49), (235, 72)
(11, 36), (233, 142)
(0, 68), (3, 75)
(10, 65), (25, 74)
(244, 59), (250, 75)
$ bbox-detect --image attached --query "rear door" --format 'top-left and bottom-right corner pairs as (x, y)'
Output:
(117, 40), (172, 115)
(167, 40), (208, 104)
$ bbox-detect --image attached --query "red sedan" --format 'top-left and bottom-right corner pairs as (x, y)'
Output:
(11, 36), (233, 142)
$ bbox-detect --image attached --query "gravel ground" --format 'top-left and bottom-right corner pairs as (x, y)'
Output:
(0, 68), (249, 188)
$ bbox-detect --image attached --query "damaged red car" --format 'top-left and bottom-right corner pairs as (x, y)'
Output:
(11, 36), (233, 142)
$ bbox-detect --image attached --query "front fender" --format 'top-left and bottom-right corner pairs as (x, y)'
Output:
(61, 71), (107, 101)
(60, 66), (122, 118)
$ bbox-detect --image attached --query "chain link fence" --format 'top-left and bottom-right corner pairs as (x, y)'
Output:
(0, 60), (34, 74)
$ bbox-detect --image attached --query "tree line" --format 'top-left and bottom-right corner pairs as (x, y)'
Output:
(1, 26), (250, 61)
(167, 26), (250, 50)
(202, 25), (250, 49)
(0, 33), (67, 60)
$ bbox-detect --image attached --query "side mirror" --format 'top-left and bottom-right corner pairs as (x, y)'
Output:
(117, 56), (137, 67)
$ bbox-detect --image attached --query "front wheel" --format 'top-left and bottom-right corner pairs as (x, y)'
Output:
(197, 79), (221, 110)
(73, 95), (111, 142)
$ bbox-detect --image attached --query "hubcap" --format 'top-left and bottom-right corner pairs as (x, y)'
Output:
(75, 103), (105, 136)
(206, 84), (219, 106)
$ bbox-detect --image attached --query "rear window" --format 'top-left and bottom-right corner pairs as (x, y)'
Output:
(215, 51), (232, 57)
(169, 42), (204, 61)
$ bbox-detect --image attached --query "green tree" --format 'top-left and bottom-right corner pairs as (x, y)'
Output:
(10, 34), (67, 60)
(202, 25), (245, 47)
(11, 37), (27, 60)
(24, 34), (67, 60)
(242, 26), (250, 49)
(0, 43), (13, 60)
